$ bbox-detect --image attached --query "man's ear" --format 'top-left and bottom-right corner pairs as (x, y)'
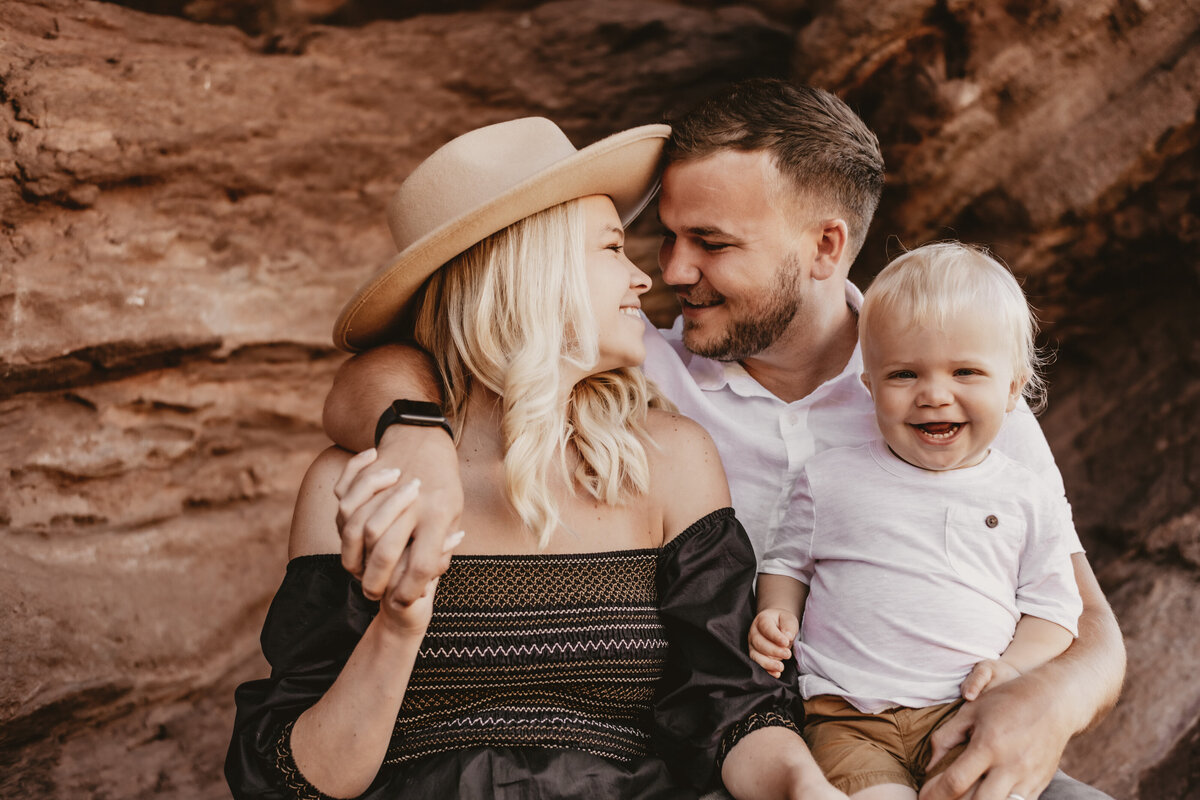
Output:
(812, 218), (849, 281)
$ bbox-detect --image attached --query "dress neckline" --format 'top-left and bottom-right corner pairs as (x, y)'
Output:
(288, 507), (735, 566)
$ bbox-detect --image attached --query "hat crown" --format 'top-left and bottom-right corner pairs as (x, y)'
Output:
(388, 117), (578, 251)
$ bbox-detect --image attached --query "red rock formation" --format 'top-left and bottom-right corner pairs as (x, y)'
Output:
(1, 0), (1196, 797)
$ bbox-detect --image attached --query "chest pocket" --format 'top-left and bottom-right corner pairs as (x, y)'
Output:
(943, 502), (1025, 595)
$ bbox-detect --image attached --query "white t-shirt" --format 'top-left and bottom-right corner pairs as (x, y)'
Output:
(758, 440), (1082, 713)
(640, 280), (1081, 562)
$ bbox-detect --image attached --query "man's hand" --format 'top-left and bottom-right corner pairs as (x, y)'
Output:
(921, 671), (1067, 800)
(748, 609), (799, 678)
(923, 554), (1125, 800)
(333, 424), (464, 605)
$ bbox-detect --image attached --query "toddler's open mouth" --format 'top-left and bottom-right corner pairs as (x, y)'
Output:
(912, 422), (963, 440)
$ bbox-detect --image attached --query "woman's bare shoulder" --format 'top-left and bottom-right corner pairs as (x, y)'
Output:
(288, 446), (353, 559)
(644, 409), (731, 541)
(643, 408), (713, 451)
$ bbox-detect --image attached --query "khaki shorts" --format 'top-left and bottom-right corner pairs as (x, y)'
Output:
(801, 695), (967, 795)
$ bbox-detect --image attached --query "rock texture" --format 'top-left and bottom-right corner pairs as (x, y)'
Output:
(0, 2), (791, 797)
(1, 0), (1197, 798)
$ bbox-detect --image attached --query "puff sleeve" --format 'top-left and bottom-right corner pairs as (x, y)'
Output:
(651, 507), (805, 792)
(225, 555), (377, 800)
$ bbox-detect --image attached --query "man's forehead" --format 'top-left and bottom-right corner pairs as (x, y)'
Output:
(663, 148), (776, 183)
(659, 150), (791, 232)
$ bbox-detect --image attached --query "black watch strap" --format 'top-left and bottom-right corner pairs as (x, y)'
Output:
(374, 399), (453, 447)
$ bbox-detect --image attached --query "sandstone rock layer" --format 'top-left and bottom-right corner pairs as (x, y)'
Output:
(1, 0), (1197, 797)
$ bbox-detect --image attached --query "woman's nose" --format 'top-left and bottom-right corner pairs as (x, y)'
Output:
(630, 263), (652, 294)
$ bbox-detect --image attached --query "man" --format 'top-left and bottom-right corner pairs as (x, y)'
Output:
(322, 80), (1123, 800)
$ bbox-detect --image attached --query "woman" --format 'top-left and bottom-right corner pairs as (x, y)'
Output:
(226, 118), (839, 799)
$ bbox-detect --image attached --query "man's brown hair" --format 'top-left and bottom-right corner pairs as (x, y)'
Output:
(667, 79), (884, 261)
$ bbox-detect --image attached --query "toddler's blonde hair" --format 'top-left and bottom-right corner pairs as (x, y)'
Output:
(859, 241), (1048, 411)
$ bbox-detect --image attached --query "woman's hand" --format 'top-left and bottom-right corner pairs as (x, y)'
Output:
(376, 570), (447, 637)
(331, 424), (464, 606)
(334, 447), (464, 610)
(749, 609), (799, 678)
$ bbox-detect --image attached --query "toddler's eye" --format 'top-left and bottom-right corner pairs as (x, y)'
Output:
(888, 370), (916, 380)
(954, 368), (979, 377)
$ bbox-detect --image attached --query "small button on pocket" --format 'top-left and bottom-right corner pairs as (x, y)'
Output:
(944, 504), (1023, 589)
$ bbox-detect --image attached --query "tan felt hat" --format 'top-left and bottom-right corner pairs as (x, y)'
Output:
(333, 117), (671, 352)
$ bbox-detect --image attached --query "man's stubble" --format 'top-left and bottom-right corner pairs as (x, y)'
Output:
(682, 253), (803, 363)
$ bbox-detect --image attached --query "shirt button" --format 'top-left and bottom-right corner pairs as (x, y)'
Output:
(985, 514), (999, 528)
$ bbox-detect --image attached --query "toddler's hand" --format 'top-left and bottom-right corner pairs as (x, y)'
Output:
(748, 608), (799, 678)
(960, 658), (1023, 700)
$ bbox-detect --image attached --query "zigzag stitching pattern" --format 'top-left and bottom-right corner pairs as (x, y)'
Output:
(420, 637), (668, 659)
(428, 712), (645, 737)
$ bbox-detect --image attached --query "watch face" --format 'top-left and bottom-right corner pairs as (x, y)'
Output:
(399, 412), (446, 425)
(376, 400), (453, 446)
(393, 400), (447, 424)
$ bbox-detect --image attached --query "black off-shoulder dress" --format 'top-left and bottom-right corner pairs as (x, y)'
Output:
(226, 508), (802, 799)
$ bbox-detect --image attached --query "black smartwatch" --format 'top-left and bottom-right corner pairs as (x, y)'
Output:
(374, 399), (453, 447)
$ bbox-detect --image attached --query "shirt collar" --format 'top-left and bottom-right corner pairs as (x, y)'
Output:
(680, 279), (866, 402)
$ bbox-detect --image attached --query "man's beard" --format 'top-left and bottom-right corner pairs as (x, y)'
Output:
(682, 255), (802, 362)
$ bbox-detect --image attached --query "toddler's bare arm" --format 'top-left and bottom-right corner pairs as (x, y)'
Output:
(749, 574), (808, 678)
(961, 615), (1075, 700)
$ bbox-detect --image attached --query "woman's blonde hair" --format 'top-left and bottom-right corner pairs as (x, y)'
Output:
(414, 198), (672, 547)
(859, 241), (1049, 411)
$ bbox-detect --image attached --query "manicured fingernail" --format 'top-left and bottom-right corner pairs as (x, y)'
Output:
(443, 530), (466, 552)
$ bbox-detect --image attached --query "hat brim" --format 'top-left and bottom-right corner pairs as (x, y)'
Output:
(333, 123), (670, 353)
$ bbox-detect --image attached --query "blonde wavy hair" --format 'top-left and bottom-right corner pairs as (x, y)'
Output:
(859, 241), (1049, 412)
(414, 198), (673, 548)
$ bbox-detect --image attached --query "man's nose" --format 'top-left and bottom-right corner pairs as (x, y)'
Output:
(658, 238), (699, 287)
